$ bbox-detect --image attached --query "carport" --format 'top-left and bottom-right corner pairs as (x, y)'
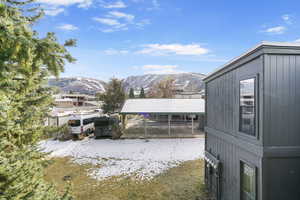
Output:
(120, 99), (205, 137)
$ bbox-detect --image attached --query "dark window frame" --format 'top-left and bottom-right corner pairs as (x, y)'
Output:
(238, 75), (259, 139)
(240, 160), (257, 200)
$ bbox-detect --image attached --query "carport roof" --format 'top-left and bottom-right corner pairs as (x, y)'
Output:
(120, 98), (205, 114)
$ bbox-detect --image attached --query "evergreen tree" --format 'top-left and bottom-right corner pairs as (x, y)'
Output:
(0, 0), (75, 199)
(139, 87), (146, 98)
(99, 78), (126, 113)
(129, 88), (135, 98)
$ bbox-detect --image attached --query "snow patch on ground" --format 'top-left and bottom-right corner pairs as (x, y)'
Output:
(39, 138), (204, 180)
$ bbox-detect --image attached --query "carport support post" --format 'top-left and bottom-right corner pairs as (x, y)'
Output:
(121, 114), (126, 129)
(144, 117), (147, 138)
(192, 115), (194, 135)
(168, 114), (171, 136)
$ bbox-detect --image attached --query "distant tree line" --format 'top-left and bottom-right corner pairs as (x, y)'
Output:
(128, 87), (146, 98)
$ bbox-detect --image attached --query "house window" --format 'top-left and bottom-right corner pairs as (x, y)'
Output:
(241, 162), (256, 200)
(239, 78), (256, 136)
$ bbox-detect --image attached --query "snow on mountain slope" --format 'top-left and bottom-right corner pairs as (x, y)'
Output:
(48, 77), (106, 95)
(123, 73), (206, 92)
(48, 73), (206, 95)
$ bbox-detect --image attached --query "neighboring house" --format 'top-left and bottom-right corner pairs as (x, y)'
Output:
(54, 93), (98, 107)
(203, 42), (300, 200)
(54, 98), (74, 108)
(61, 94), (87, 106)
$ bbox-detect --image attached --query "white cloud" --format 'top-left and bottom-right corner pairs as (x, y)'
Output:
(137, 43), (209, 56)
(147, 0), (160, 11)
(101, 1), (126, 8)
(282, 14), (292, 24)
(78, 0), (92, 8)
(294, 38), (300, 43)
(93, 10), (149, 32)
(44, 7), (64, 16)
(133, 64), (185, 74)
(38, 0), (92, 7)
(103, 49), (129, 55)
(263, 26), (286, 34)
(107, 11), (135, 22)
(39, 0), (92, 17)
(93, 17), (127, 32)
(57, 24), (79, 31)
(142, 65), (177, 70)
(93, 17), (121, 26)
(136, 19), (151, 28)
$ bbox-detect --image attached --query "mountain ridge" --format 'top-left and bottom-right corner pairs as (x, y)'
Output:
(48, 72), (206, 95)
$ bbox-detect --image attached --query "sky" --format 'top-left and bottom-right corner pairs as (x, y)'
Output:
(34, 0), (300, 81)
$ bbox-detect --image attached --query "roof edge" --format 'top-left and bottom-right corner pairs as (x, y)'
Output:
(125, 98), (205, 100)
(203, 41), (300, 81)
(120, 111), (205, 114)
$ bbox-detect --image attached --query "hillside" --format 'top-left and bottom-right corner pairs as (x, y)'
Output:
(123, 73), (206, 92)
(48, 73), (206, 95)
(48, 77), (106, 95)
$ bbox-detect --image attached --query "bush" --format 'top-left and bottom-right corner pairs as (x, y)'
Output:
(111, 124), (123, 139)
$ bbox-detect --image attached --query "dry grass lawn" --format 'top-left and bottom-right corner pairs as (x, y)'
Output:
(44, 157), (208, 200)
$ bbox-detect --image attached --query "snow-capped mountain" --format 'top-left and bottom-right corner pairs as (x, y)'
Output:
(48, 73), (206, 95)
(123, 73), (206, 92)
(48, 77), (106, 95)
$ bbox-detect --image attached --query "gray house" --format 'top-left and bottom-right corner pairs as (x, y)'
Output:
(203, 42), (300, 200)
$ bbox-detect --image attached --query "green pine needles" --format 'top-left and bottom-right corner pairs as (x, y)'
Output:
(0, 0), (75, 199)
(129, 88), (135, 98)
(139, 87), (145, 98)
(98, 78), (126, 114)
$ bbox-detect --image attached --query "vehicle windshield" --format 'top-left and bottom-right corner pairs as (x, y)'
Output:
(68, 120), (81, 127)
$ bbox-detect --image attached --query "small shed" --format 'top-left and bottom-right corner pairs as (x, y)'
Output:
(120, 98), (205, 136)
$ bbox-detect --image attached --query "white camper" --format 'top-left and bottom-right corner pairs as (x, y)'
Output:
(68, 112), (100, 135)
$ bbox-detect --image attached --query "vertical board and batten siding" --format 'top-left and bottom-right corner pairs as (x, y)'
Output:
(264, 54), (300, 146)
(206, 55), (263, 142)
(264, 158), (300, 199)
(205, 55), (264, 200)
(263, 54), (300, 200)
(207, 133), (262, 200)
(207, 71), (237, 135)
(206, 134), (238, 200)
